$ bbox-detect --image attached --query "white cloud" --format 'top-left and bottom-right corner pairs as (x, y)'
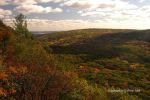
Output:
(0, 0), (65, 5)
(62, 0), (138, 20)
(0, 0), (11, 5)
(66, 0), (149, 23)
(4, 17), (150, 31)
(62, 0), (92, 9)
(4, 18), (90, 31)
(139, 0), (146, 3)
(12, 0), (61, 5)
(15, 5), (63, 14)
(0, 8), (12, 18)
(62, 0), (137, 10)
(2, 0), (64, 14)
(11, 0), (65, 5)
(26, 19), (90, 31)
(13, 0), (37, 5)
(2, 0), (150, 31)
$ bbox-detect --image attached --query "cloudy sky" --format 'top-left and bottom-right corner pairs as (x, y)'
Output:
(0, 0), (150, 31)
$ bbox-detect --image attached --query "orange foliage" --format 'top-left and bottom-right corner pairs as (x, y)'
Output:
(8, 88), (17, 94)
(0, 88), (6, 96)
(0, 71), (8, 81)
(130, 64), (138, 70)
(92, 68), (100, 73)
(64, 71), (78, 79)
(8, 66), (17, 74)
(0, 66), (26, 97)
(8, 66), (28, 75)
(0, 87), (16, 96)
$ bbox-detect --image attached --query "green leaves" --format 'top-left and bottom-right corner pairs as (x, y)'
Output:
(13, 14), (33, 39)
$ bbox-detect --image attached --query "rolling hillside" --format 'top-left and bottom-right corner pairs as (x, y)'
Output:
(39, 29), (150, 99)
(39, 29), (133, 45)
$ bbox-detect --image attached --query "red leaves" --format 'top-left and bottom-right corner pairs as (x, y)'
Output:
(0, 88), (16, 96)
(0, 88), (6, 96)
(0, 66), (27, 97)
(0, 69), (17, 97)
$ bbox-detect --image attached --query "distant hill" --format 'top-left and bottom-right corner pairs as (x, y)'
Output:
(39, 28), (150, 45)
(38, 28), (150, 59)
(39, 29), (134, 45)
(38, 28), (150, 64)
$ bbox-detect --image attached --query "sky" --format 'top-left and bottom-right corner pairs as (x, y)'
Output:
(0, 0), (150, 31)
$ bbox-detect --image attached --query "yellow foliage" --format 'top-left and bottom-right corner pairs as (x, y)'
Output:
(79, 65), (84, 69)
(18, 67), (28, 74)
(130, 63), (138, 70)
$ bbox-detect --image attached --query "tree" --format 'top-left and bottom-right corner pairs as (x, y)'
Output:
(0, 19), (4, 26)
(13, 14), (33, 39)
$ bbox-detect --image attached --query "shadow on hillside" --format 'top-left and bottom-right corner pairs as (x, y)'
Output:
(50, 30), (150, 60)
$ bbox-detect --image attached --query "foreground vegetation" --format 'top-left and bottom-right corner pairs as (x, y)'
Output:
(0, 14), (150, 100)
